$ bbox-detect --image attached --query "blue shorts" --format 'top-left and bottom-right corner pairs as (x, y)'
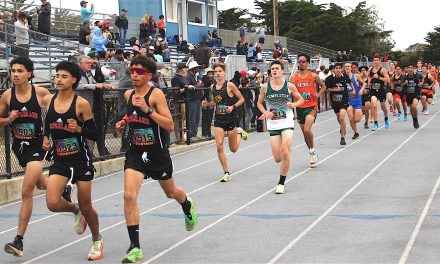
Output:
(349, 96), (362, 110)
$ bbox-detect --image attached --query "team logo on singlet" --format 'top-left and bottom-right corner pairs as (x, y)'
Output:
(214, 95), (222, 103)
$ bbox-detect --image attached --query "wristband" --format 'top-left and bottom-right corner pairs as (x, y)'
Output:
(122, 114), (129, 123)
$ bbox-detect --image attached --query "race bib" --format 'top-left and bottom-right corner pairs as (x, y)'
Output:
(332, 94), (343, 102)
(131, 128), (156, 146)
(216, 104), (228, 114)
(270, 108), (287, 120)
(395, 85), (403, 92)
(12, 123), (35, 140)
(55, 137), (80, 156)
(423, 83), (430, 89)
(300, 92), (311, 101)
(372, 83), (381, 90)
(407, 86), (416, 94)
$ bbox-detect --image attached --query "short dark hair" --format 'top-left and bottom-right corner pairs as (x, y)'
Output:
(359, 66), (368, 72)
(352, 61), (359, 67)
(123, 52), (132, 60)
(334, 63), (343, 68)
(213, 62), (226, 72)
(329, 65), (335, 70)
(159, 15), (164, 19)
(270, 60), (284, 70)
(18, 12), (27, 20)
(55, 61), (82, 90)
(10, 57), (34, 80)
(373, 53), (381, 59)
(130, 56), (157, 74)
(297, 53), (310, 62)
(115, 49), (124, 55)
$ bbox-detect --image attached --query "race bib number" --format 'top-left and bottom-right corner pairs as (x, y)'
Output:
(372, 83), (381, 90)
(12, 123), (35, 140)
(300, 92), (311, 101)
(55, 137), (80, 156)
(131, 128), (156, 146)
(395, 85), (403, 92)
(407, 86), (416, 94)
(332, 94), (343, 102)
(216, 104), (228, 114)
(270, 108), (287, 120)
(423, 83), (430, 89)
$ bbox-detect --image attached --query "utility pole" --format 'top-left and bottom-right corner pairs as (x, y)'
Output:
(273, 0), (279, 37)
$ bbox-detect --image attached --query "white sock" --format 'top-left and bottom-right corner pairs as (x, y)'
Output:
(309, 148), (315, 154)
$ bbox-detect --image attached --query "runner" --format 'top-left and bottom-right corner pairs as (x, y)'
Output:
(420, 65), (436, 115)
(325, 63), (353, 145)
(402, 64), (421, 128)
(391, 65), (408, 121)
(359, 66), (371, 128)
(290, 54), (326, 167)
(387, 61), (396, 116)
(0, 57), (50, 257)
(257, 60), (304, 194)
(428, 64), (438, 105)
(42, 61), (103, 261)
(115, 56), (198, 263)
(202, 62), (248, 182)
(368, 54), (391, 131)
(345, 62), (366, 139)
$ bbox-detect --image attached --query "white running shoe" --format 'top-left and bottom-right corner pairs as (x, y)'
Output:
(88, 239), (104, 261)
(220, 173), (231, 182)
(275, 184), (285, 194)
(425, 110), (429, 115)
(74, 208), (87, 234)
(310, 153), (318, 167)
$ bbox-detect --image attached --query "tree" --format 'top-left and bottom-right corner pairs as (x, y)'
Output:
(218, 8), (252, 31)
(423, 26), (440, 64)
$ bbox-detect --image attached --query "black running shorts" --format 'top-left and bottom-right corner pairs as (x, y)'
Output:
(369, 88), (387, 102)
(49, 162), (95, 184)
(124, 149), (173, 181)
(214, 118), (236, 132)
(12, 139), (48, 167)
(331, 102), (349, 114)
(406, 94), (420, 107)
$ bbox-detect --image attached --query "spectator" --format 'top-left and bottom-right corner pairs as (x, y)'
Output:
(186, 61), (204, 139)
(131, 39), (141, 55)
(255, 46), (263, 62)
(162, 41), (171, 62)
(148, 15), (156, 39)
(147, 45), (157, 61)
(193, 42), (211, 77)
(91, 27), (110, 61)
(348, 49), (356, 62)
(109, 49), (126, 79)
(79, 20), (91, 45)
(154, 37), (163, 55)
(115, 9), (128, 48)
(157, 14), (166, 38)
(201, 68), (215, 138)
(212, 30), (222, 47)
(282, 48), (292, 63)
(236, 40), (245, 55)
(14, 12), (29, 58)
(256, 24), (267, 48)
(171, 63), (190, 143)
(247, 43), (255, 62)
(37, 0), (51, 36)
(204, 30), (214, 47)
(139, 15), (150, 45)
(274, 40), (282, 50)
(100, 21), (115, 49)
(239, 70), (253, 130)
(0, 12), (5, 42)
(341, 50), (348, 62)
(239, 23), (246, 43)
(80, 0), (94, 23)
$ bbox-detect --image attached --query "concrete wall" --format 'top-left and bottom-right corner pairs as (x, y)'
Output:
(219, 29), (287, 49)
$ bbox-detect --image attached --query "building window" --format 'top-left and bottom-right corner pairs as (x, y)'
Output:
(166, 0), (177, 22)
(188, 1), (205, 25)
(208, 4), (217, 27)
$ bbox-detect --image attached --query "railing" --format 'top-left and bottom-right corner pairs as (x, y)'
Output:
(286, 39), (337, 60)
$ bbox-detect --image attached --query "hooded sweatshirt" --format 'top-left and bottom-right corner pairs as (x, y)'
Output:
(92, 27), (108, 52)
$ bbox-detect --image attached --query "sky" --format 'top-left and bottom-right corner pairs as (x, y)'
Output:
(43, 0), (439, 51)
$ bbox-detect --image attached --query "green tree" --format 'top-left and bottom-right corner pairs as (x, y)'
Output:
(423, 26), (440, 64)
(218, 8), (252, 31)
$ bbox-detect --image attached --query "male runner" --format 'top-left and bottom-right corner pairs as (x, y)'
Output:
(420, 65), (436, 115)
(402, 64), (421, 128)
(387, 61), (396, 115)
(345, 62), (366, 139)
(359, 66), (371, 128)
(368, 54), (390, 131)
(390, 65), (408, 121)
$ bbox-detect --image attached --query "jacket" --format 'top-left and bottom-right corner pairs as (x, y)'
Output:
(37, 2), (51, 34)
(92, 28), (109, 52)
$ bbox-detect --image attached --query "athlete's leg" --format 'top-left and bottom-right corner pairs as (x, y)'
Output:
(270, 135), (282, 164)
(123, 169), (143, 226)
(339, 108), (347, 138)
(76, 180), (100, 238)
(46, 175), (75, 213)
(279, 130), (294, 176)
(159, 178), (186, 203)
(227, 128), (241, 153)
(16, 161), (45, 237)
(347, 106), (356, 133)
(300, 114), (315, 149)
(395, 97), (401, 113)
(380, 101), (388, 118)
(371, 96), (378, 122)
(363, 101), (370, 127)
(421, 95), (427, 111)
(214, 127), (229, 173)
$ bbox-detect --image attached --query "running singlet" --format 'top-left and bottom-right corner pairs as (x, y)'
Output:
(292, 72), (317, 108)
(421, 74), (433, 92)
(46, 94), (91, 165)
(265, 80), (294, 130)
(325, 74), (350, 104)
(392, 74), (404, 93)
(9, 85), (43, 144)
(212, 81), (237, 121)
(362, 77), (370, 95)
(348, 74), (361, 99)
(126, 88), (170, 153)
(403, 74), (420, 95)
(369, 67), (385, 91)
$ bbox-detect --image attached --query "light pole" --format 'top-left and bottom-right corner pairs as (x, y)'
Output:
(273, 0), (279, 37)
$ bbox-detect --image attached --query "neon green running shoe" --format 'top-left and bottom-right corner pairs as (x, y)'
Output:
(121, 247), (143, 263)
(185, 197), (198, 231)
(237, 127), (249, 140)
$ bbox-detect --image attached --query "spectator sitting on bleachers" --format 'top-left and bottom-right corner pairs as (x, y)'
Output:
(177, 39), (189, 53)
(92, 27), (111, 61)
(100, 21), (115, 49)
(154, 37), (164, 55)
(236, 41), (245, 55)
(147, 46), (157, 61)
(79, 21), (91, 45)
(212, 30), (222, 47)
(162, 42), (171, 62)
(132, 39), (141, 56)
(274, 40), (283, 50)
(203, 30), (214, 47)
(255, 47), (263, 62)
(109, 49), (126, 79)
(282, 48), (292, 63)
(247, 44), (256, 62)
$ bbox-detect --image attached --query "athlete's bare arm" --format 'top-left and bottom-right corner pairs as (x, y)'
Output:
(356, 74), (366, 95)
(313, 73), (326, 98)
(0, 89), (15, 127)
(287, 83), (304, 108)
(228, 81), (245, 113)
(381, 68), (390, 84)
(149, 89), (174, 132)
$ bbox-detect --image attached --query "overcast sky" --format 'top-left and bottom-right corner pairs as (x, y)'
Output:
(45, 0), (438, 51)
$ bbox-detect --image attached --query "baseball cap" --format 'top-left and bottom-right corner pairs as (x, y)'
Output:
(177, 63), (188, 70)
(80, 1), (88, 6)
(121, 9), (127, 12)
(240, 70), (248, 77)
(148, 46), (155, 50)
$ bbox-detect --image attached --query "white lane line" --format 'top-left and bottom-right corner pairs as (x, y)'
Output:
(399, 173), (440, 264)
(268, 111), (439, 264)
(22, 126), (342, 263)
(141, 118), (399, 264)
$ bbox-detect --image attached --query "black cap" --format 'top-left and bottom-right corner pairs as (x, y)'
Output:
(121, 9), (127, 12)
(80, 1), (88, 6)
(176, 63), (188, 70)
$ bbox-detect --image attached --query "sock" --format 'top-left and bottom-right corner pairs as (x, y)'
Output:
(398, 111), (401, 114)
(309, 148), (315, 154)
(92, 234), (102, 242)
(72, 203), (80, 215)
(127, 225), (140, 249)
(374, 121), (378, 125)
(384, 116), (388, 121)
(404, 113), (407, 116)
(180, 196), (192, 219)
(16, 235), (23, 240)
(278, 175), (286, 185)
(224, 171), (229, 175)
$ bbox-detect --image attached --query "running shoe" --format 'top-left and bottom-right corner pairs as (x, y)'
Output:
(403, 115), (408, 121)
(421, 108), (425, 112)
(122, 247), (143, 263)
(62, 182), (74, 203)
(385, 119), (390, 129)
(413, 119), (420, 129)
(364, 122), (369, 129)
(4, 236), (23, 257)
(88, 239), (104, 261)
(352, 133), (359, 140)
(309, 153), (318, 167)
(237, 127), (248, 140)
(425, 110), (429, 115)
(432, 96), (436, 104)
(275, 184), (285, 194)
(74, 208), (87, 234)
(220, 173), (231, 182)
(340, 137), (346, 145)
(397, 112), (401, 120)
(184, 197), (198, 231)
(372, 123), (379, 131)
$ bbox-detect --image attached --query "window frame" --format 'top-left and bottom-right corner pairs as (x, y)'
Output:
(187, 0), (206, 26)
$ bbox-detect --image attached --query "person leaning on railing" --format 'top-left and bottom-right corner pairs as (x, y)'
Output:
(13, 12), (30, 58)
